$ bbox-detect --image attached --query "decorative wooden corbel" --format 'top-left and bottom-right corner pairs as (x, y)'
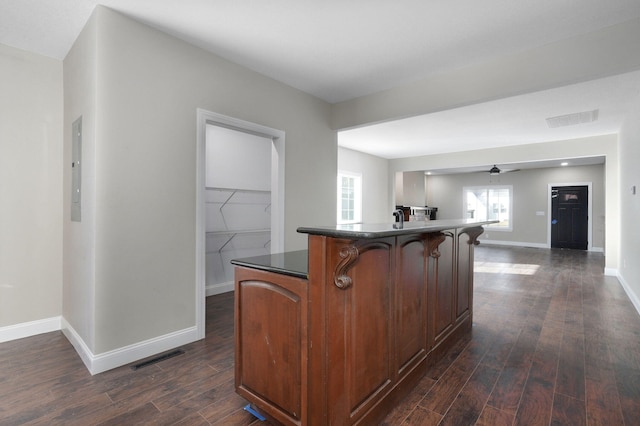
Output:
(426, 232), (447, 258)
(334, 245), (359, 289)
(461, 226), (485, 245)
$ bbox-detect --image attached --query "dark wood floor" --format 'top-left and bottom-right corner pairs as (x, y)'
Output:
(1, 246), (639, 425)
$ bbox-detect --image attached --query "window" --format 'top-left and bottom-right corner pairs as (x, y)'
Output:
(337, 171), (362, 224)
(463, 185), (512, 231)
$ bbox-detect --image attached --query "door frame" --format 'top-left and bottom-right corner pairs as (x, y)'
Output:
(195, 109), (285, 338)
(547, 182), (592, 251)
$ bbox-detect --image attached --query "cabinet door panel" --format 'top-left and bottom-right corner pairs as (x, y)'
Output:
(235, 268), (307, 423)
(347, 243), (393, 413)
(325, 239), (394, 423)
(457, 233), (471, 319)
(434, 232), (455, 342)
(396, 236), (427, 374)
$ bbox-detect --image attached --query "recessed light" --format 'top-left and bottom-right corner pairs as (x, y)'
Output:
(561, 162), (568, 166)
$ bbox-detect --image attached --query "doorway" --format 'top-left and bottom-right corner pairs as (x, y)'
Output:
(205, 125), (272, 294)
(550, 185), (589, 250)
(195, 109), (285, 338)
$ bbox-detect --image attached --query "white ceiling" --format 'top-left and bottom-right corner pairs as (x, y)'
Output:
(339, 71), (640, 160)
(2, 1), (640, 165)
(423, 156), (606, 176)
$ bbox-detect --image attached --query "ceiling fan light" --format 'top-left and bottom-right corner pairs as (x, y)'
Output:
(489, 165), (501, 175)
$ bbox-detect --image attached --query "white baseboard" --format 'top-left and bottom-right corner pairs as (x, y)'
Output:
(616, 272), (640, 316)
(61, 318), (200, 375)
(604, 267), (618, 276)
(480, 240), (605, 253)
(478, 239), (548, 249)
(0, 316), (61, 343)
(206, 281), (234, 296)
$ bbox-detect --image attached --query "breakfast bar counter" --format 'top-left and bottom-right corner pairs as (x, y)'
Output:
(231, 219), (494, 425)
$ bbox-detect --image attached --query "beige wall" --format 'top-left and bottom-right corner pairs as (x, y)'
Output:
(63, 11), (98, 350)
(389, 135), (619, 270)
(330, 20), (638, 272)
(338, 147), (390, 223)
(426, 164), (605, 249)
(619, 94), (640, 310)
(331, 18), (640, 130)
(3, 4), (639, 366)
(0, 44), (63, 328)
(63, 7), (335, 356)
(400, 171), (427, 207)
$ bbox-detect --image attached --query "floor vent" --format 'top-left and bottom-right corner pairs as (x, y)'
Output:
(131, 349), (185, 370)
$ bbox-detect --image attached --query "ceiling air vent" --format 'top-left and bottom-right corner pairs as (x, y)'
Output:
(546, 109), (599, 128)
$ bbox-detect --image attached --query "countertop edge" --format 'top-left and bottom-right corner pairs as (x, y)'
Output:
(230, 250), (308, 280)
(297, 219), (497, 239)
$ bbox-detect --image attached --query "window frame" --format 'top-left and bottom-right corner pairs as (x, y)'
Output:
(337, 170), (363, 225)
(462, 185), (513, 231)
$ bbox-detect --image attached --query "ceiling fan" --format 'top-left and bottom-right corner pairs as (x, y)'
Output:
(488, 164), (520, 175)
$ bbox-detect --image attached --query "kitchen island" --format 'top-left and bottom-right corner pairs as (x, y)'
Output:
(231, 219), (494, 425)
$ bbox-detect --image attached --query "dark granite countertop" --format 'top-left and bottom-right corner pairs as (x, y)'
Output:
(230, 220), (495, 278)
(297, 218), (497, 239)
(230, 250), (308, 279)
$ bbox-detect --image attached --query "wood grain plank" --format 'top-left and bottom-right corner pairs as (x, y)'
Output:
(556, 331), (585, 401)
(513, 323), (562, 426)
(475, 405), (514, 426)
(550, 393), (586, 426)
(94, 402), (160, 426)
(613, 365), (640, 426)
(402, 406), (443, 425)
(419, 364), (474, 415)
(381, 374), (436, 425)
(438, 364), (500, 425)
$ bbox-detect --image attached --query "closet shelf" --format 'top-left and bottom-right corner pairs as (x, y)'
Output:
(207, 229), (270, 235)
(208, 229), (271, 253)
(206, 186), (270, 193)
(206, 186), (272, 280)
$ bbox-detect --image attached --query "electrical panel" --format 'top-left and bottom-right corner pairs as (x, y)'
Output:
(71, 116), (82, 222)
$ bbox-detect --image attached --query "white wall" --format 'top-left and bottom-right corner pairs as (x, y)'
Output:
(338, 147), (390, 223)
(401, 171), (427, 207)
(0, 44), (63, 331)
(426, 164), (605, 249)
(205, 124), (271, 190)
(618, 95), (640, 312)
(63, 6), (335, 360)
(394, 172), (403, 205)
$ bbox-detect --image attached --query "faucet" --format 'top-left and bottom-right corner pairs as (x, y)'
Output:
(393, 209), (404, 229)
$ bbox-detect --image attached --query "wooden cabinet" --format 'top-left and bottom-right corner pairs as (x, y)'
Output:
(233, 224), (485, 425)
(428, 227), (484, 359)
(234, 267), (308, 423)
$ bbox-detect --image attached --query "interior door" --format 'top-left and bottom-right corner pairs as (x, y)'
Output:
(551, 186), (588, 250)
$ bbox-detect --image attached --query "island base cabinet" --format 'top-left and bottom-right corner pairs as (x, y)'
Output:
(234, 267), (309, 425)
(234, 226), (483, 425)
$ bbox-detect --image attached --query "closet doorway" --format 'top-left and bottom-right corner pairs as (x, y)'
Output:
(196, 109), (285, 338)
